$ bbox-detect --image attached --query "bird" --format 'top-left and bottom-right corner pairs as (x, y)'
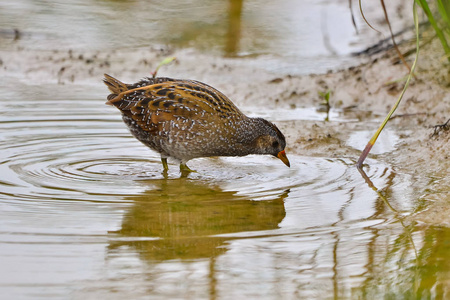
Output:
(103, 74), (290, 172)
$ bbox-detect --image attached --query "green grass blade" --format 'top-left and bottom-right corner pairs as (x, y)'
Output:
(416, 0), (450, 61)
(437, 0), (450, 25)
(357, 2), (421, 168)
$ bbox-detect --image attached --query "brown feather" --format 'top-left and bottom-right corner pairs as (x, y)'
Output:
(103, 75), (289, 166)
(103, 78), (245, 134)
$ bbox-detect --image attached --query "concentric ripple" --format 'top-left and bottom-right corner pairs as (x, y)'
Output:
(0, 88), (428, 300)
(0, 96), (414, 213)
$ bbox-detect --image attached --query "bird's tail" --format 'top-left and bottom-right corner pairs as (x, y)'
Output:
(103, 74), (129, 104)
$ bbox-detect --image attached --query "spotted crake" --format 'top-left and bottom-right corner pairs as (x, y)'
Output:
(104, 74), (289, 172)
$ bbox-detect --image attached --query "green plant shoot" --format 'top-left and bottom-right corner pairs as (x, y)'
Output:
(318, 90), (331, 105)
(357, 2), (420, 168)
(151, 56), (177, 78)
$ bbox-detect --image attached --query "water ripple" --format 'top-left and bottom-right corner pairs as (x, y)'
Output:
(0, 93), (428, 300)
(0, 98), (408, 209)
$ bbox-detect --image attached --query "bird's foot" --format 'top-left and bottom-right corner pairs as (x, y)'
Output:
(161, 158), (169, 172)
(179, 163), (196, 173)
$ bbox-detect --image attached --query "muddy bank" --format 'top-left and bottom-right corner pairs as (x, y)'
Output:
(0, 29), (448, 224)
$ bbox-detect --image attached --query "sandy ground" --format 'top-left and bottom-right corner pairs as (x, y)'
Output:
(0, 26), (449, 224)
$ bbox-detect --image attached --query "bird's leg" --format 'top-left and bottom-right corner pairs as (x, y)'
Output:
(179, 163), (196, 173)
(161, 157), (169, 171)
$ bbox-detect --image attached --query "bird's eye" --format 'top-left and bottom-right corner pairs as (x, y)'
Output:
(272, 141), (279, 148)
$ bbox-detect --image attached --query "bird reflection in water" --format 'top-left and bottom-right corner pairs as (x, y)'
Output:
(108, 177), (289, 261)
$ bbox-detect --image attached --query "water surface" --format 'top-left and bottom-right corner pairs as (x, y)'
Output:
(1, 0), (378, 74)
(1, 84), (448, 299)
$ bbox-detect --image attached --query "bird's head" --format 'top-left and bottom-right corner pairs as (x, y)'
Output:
(252, 118), (290, 167)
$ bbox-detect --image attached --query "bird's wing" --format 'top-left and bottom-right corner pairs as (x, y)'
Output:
(106, 80), (244, 132)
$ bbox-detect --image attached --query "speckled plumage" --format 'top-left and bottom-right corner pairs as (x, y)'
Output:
(103, 74), (290, 171)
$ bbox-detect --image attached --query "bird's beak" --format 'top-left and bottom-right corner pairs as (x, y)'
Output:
(276, 150), (290, 167)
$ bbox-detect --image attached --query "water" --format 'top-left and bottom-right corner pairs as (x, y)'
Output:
(1, 0), (449, 299)
(0, 0), (385, 74)
(1, 84), (448, 299)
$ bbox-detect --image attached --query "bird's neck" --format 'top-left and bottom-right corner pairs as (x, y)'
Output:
(231, 117), (267, 153)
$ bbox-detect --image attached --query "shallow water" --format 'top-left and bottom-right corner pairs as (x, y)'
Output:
(1, 0), (449, 299)
(1, 85), (449, 299)
(0, 0), (379, 74)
